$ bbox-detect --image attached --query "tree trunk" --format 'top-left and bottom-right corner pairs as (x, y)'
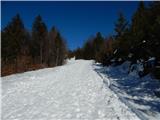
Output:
(40, 43), (43, 64)
(56, 48), (59, 66)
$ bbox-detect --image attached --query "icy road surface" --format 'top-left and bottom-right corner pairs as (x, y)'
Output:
(2, 60), (140, 120)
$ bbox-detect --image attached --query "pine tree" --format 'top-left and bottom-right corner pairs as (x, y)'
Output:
(75, 47), (83, 60)
(130, 1), (152, 59)
(54, 32), (67, 66)
(113, 13), (129, 60)
(2, 14), (69, 76)
(148, 2), (160, 59)
(92, 32), (105, 62)
(2, 14), (27, 63)
(48, 26), (58, 66)
(31, 15), (49, 64)
(101, 37), (114, 66)
(83, 37), (94, 60)
(114, 12), (128, 39)
(131, 1), (149, 45)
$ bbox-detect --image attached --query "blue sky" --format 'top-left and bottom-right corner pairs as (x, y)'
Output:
(2, 1), (143, 50)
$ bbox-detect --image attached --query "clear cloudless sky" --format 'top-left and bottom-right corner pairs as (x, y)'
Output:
(1, 1), (147, 50)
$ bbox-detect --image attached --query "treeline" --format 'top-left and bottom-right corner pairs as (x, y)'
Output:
(2, 14), (67, 76)
(69, 1), (160, 78)
(68, 33), (113, 65)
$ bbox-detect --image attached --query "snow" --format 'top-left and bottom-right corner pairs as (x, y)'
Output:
(114, 49), (118, 54)
(2, 60), (140, 120)
(148, 57), (156, 61)
(143, 40), (146, 43)
(95, 61), (160, 120)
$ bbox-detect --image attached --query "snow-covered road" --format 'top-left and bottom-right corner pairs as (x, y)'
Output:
(2, 60), (140, 120)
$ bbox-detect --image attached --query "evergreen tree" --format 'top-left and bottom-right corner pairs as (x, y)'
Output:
(75, 47), (83, 60)
(31, 15), (49, 64)
(1, 14), (68, 76)
(131, 1), (149, 46)
(67, 50), (75, 59)
(101, 36), (114, 66)
(130, 1), (153, 59)
(54, 32), (67, 66)
(2, 14), (27, 63)
(83, 37), (94, 60)
(92, 32), (105, 62)
(113, 13), (129, 59)
(148, 2), (160, 59)
(48, 26), (58, 66)
(114, 12), (128, 39)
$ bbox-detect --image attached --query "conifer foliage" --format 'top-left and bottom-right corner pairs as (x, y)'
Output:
(73, 32), (113, 64)
(2, 1), (160, 78)
(31, 15), (49, 64)
(1, 14), (67, 76)
(2, 14), (27, 63)
(72, 1), (160, 78)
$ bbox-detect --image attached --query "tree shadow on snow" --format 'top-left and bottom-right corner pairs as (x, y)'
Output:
(93, 63), (160, 115)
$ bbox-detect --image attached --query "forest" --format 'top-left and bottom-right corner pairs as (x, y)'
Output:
(1, 1), (160, 79)
(68, 1), (160, 79)
(2, 2), (160, 120)
(1, 15), (67, 76)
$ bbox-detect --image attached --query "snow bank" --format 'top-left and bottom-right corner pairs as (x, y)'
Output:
(95, 61), (160, 120)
